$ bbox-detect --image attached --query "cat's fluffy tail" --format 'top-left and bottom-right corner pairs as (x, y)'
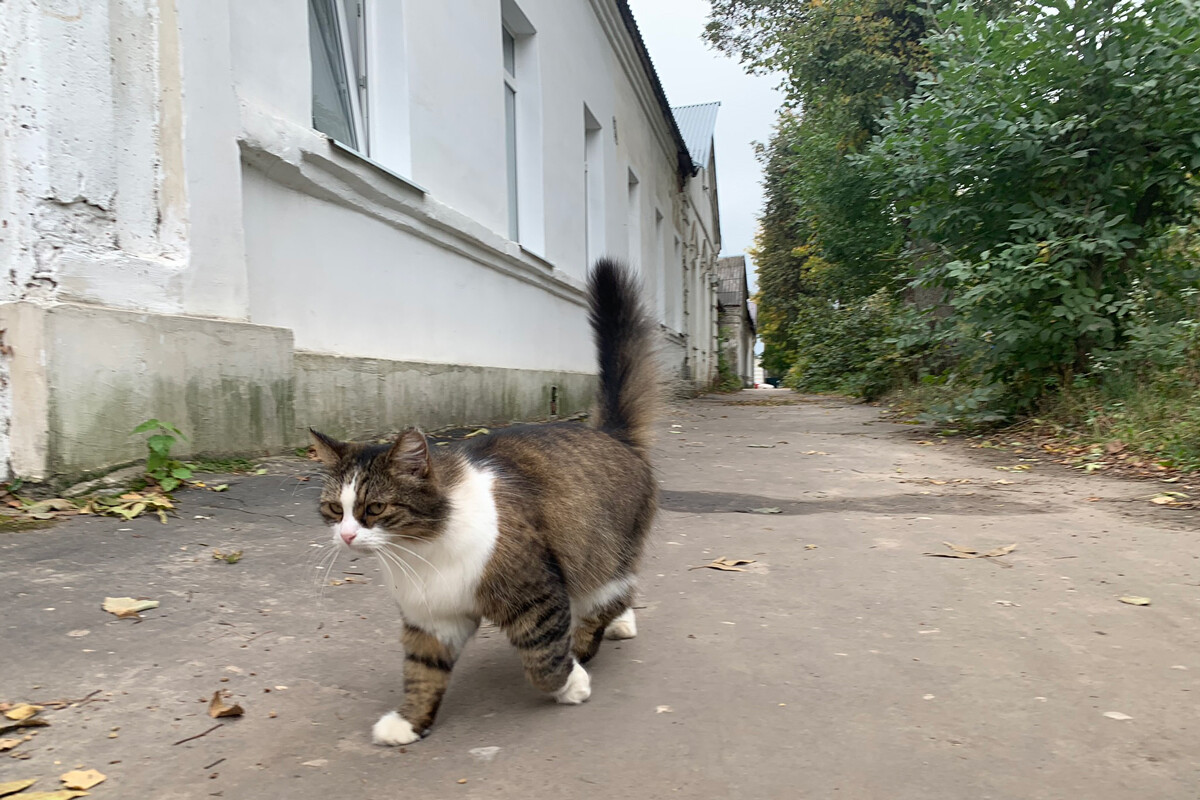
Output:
(588, 258), (658, 457)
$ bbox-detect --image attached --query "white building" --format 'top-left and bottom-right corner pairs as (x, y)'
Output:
(0, 0), (724, 483)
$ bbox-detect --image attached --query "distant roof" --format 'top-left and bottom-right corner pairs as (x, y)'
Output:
(672, 102), (721, 171)
(615, 2), (697, 177)
(716, 255), (747, 307)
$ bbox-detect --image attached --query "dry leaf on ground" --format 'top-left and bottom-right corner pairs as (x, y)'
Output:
(689, 557), (756, 572)
(60, 769), (105, 791)
(0, 779), (38, 797)
(3, 705), (43, 722)
(0, 718), (49, 736)
(924, 542), (1017, 566)
(208, 691), (244, 719)
(23, 498), (79, 520)
(1103, 711), (1133, 721)
(212, 549), (243, 564)
(19, 792), (90, 799)
(746, 444), (775, 448)
(0, 739), (20, 751)
(1119, 596), (1151, 606)
(747, 507), (782, 514)
(102, 597), (159, 619)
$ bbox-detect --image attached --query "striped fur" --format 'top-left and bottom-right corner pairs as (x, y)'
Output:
(310, 260), (658, 744)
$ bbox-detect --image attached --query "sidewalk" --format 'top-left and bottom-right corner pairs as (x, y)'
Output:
(1, 391), (1197, 798)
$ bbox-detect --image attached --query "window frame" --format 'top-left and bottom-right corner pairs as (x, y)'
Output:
(503, 23), (520, 241)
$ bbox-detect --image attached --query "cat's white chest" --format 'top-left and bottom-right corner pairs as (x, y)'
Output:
(379, 464), (499, 641)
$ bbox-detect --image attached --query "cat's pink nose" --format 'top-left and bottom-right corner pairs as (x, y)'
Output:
(340, 530), (357, 545)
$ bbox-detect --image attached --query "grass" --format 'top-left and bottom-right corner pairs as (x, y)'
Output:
(883, 367), (1200, 473)
(188, 457), (260, 474)
(1035, 373), (1200, 472)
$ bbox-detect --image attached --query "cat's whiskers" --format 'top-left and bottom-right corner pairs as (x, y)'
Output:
(383, 539), (445, 582)
(375, 547), (435, 619)
(317, 545), (342, 599)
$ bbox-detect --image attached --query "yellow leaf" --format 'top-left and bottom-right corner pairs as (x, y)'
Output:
(0, 779), (38, 797)
(102, 597), (159, 619)
(208, 691), (244, 719)
(1119, 596), (1151, 606)
(3, 704), (43, 721)
(60, 769), (106, 791)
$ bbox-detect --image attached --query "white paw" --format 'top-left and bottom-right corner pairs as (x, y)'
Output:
(604, 608), (637, 640)
(552, 660), (592, 705)
(372, 711), (420, 746)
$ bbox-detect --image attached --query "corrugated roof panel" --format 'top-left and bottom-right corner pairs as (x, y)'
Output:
(716, 255), (746, 306)
(671, 102), (720, 170)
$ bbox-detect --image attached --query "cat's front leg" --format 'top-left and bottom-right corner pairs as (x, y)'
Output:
(373, 619), (477, 746)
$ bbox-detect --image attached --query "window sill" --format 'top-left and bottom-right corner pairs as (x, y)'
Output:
(330, 138), (428, 195)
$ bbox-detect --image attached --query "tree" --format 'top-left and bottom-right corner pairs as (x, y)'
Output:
(866, 0), (1200, 414)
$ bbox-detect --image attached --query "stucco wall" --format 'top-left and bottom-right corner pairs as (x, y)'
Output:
(0, 0), (723, 481)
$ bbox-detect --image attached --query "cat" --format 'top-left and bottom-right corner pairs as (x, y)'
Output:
(309, 258), (659, 746)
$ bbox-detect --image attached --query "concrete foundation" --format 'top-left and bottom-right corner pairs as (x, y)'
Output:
(1, 302), (295, 483)
(1, 302), (601, 484)
(294, 352), (595, 441)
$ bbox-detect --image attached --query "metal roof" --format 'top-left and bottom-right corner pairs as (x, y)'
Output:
(716, 255), (747, 307)
(671, 102), (721, 171)
(615, 2), (697, 176)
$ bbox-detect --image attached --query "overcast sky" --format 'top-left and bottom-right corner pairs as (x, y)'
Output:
(626, 0), (784, 291)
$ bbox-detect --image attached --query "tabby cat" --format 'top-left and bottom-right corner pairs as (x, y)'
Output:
(309, 259), (659, 746)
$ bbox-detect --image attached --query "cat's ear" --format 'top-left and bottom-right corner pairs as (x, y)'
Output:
(309, 428), (347, 466)
(390, 428), (431, 478)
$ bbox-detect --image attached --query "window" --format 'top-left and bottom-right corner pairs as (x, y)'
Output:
(503, 26), (519, 240)
(500, 2), (540, 249)
(626, 168), (641, 271)
(309, 0), (367, 151)
(584, 105), (604, 266)
(654, 209), (666, 321)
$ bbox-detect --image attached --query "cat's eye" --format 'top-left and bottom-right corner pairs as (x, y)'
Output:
(326, 502), (343, 516)
(365, 502), (387, 516)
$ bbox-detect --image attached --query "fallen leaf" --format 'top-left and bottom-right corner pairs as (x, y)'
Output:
(212, 549), (243, 564)
(254, 468), (268, 475)
(102, 597), (159, 619)
(746, 444), (775, 448)
(748, 507), (782, 514)
(0, 779), (37, 797)
(804, 544), (818, 550)
(0, 739), (20, 751)
(3, 705), (42, 722)
(19, 792), (90, 799)
(689, 557), (756, 572)
(462, 428), (490, 439)
(208, 691), (244, 719)
(924, 542), (1017, 565)
(655, 705), (673, 713)
(301, 759), (328, 768)
(0, 718), (49, 736)
(25, 499), (77, 516)
(60, 769), (106, 790)
(1118, 596), (1151, 606)
(1103, 711), (1133, 721)
(994, 600), (1020, 607)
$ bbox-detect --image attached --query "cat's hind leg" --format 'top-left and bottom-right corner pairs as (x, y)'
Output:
(500, 578), (591, 704)
(604, 606), (637, 640)
(373, 618), (477, 746)
(571, 578), (636, 663)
